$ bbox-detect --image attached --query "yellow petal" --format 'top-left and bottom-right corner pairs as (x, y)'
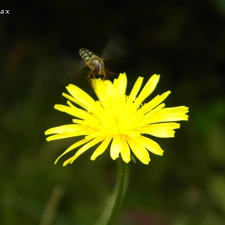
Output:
(45, 124), (86, 135)
(132, 103), (165, 128)
(54, 104), (86, 119)
(63, 137), (104, 166)
(45, 124), (91, 141)
(93, 78), (109, 99)
(104, 80), (114, 98)
(46, 132), (88, 141)
(136, 135), (164, 155)
(93, 79), (114, 111)
(120, 135), (131, 163)
(91, 136), (112, 160)
(65, 84), (96, 111)
(137, 122), (180, 138)
(134, 74), (160, 106)
(113, 73), (127, 98)
(148, 106), (189, 123)
(62, 93), (81, 107)
(126, 136), (150, 165)
(62, 157), (74, 166)
(128, 76), (143, 103)
(137, 91), (171, 116)
(55, 138), (90, 164)
(110, 135), (122, 160)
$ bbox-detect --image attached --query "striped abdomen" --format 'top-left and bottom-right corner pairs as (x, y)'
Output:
(79, 48), (105, 75)
(79, 48), (94, 64)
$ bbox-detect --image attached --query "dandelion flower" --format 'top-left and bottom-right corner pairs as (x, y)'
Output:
(45, 73), (189, 166)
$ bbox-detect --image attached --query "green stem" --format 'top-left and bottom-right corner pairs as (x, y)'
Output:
(106, 158), (128, 225)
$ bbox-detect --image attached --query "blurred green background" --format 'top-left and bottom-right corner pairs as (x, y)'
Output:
(1, 0), (225, 225)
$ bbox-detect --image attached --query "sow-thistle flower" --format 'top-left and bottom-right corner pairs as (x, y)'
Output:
(45, 73), (189, 166)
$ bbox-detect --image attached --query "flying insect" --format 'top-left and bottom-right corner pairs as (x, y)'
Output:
(79, 48), (115, 80)
(60, 33), (132, 83)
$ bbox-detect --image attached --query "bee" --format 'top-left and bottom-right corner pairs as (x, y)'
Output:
(79, 48), (114, 80)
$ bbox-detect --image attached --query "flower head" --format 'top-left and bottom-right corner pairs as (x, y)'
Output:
(45, 73), (189, 166)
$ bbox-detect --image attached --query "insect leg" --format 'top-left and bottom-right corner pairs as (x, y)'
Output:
(87, 70), (95, 79)
(86, 70), (95, 91)
(105, 67), (116, 78)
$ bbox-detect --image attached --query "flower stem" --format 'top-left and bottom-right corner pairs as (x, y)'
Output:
(106, 158), (128, 225)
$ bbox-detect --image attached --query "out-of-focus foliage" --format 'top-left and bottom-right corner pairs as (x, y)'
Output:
(1, 0), (225, 225)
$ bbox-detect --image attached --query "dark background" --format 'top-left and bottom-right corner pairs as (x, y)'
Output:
(1, 0), (225, 225)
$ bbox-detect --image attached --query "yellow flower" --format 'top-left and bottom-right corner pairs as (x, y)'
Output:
(45, 73), (189, 166)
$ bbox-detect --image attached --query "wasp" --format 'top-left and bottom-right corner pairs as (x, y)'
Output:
(79, 48), (115, 80)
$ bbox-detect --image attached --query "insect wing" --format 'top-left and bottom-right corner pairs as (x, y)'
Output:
(63, 54), (90, 78)
(101, 32), (133, 62)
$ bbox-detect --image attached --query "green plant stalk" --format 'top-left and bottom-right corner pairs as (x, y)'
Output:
(106, 158), (128, 225)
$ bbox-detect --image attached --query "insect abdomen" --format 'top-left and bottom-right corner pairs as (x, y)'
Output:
(79, 48), (94, 63)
